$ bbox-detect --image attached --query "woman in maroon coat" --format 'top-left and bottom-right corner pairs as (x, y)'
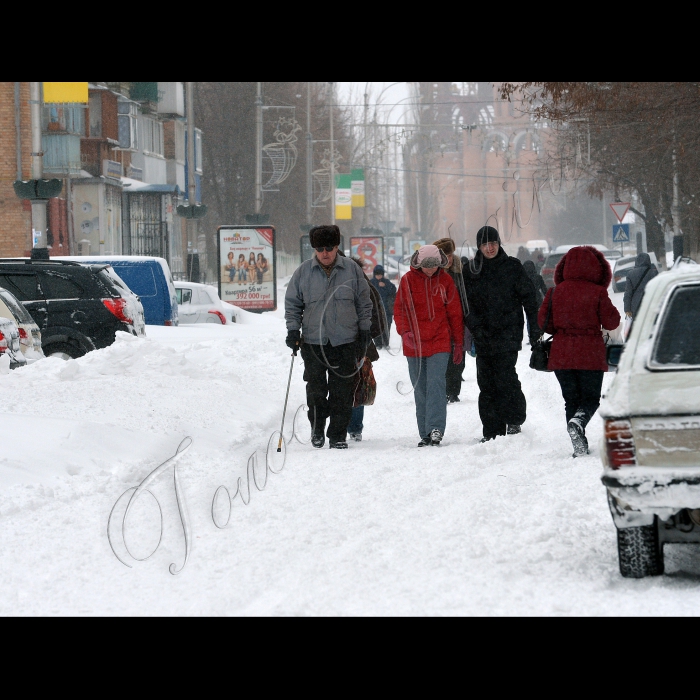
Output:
(395, 245), (464, 446)
(538, 246), (620, 457)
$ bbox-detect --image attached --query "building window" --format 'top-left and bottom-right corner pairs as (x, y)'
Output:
(118, 101), (139, 151)
(88, 93), (102, 138)
(42, 104), (84, 135)
(143, 117), (164, 157)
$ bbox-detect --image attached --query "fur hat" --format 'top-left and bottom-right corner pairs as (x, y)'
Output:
(433, 238), (455, 256)
(410, 244), (449, 270)
(309, 225), (340, 249)
(476, 225), (500, 248)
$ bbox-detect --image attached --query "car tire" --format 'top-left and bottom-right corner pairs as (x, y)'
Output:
(43, 341), (86, 360)
(617, 520), (664, 578)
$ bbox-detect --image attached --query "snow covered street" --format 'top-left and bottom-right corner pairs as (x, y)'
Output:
(2, 308), (700, 616)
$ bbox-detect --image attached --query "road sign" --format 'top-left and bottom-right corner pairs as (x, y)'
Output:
(610, 202), (631, 223)
(612, 223), (630, 242)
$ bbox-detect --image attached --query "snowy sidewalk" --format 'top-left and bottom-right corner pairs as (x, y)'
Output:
(2, 319), (700, 615)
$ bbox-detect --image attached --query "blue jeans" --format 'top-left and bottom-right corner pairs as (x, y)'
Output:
(348, 406), (364, 434)
(407, 353), (450, 438)
(238, 269), (247, 282)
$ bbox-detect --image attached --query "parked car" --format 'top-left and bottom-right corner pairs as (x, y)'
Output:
(53, 256), (178, 326)
(0, 286), (44, 362)
(540, 252), (566, 288)
(602, 249), (623, 261)
(0, 259), (146, 359)
(174, 281), (238, 324)
(611, 253), (662, 293)
(0, 315), (26, 370)
(602, 265), (700, 578)
(554, 243), (610, 254)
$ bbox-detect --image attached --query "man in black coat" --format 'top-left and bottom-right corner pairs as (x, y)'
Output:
(463, 226), (540, 441)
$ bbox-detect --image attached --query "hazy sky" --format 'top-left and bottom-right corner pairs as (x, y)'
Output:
(336, 82), (412, 123)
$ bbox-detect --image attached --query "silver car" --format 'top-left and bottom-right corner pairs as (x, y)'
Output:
(0, 286), (44, 362)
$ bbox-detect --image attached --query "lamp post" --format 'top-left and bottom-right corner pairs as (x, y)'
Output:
(329, 82), (335, 225)
(30, 82), (47, 253)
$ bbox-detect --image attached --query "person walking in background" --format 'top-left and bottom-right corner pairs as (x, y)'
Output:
(394, 245), (464, 446)
(434, 238), (469, 404)
(463, 226), (540, 442)
(624, 252), (658, 322)
(347, 257), (385, 441)
(539, 246), (621, 458)
(285, 225), (372, 450)
(522, 259), (548, 340)
(369, 264), (396, 349)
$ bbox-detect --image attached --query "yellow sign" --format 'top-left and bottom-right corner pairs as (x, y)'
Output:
(43, 82), (89, 104)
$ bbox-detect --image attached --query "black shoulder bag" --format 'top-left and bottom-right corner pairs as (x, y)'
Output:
(529, 290), (554, 372)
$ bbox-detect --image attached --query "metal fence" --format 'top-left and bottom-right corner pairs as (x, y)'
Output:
(276, 251), (300, 279)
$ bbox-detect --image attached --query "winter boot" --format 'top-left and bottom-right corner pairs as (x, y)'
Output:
(506, 424), (521, 435)
(417, 437), (431, 447)
(430, 429), (443, 446)
(567, 411), (589, 457)
(480, 435), (495, 443)
(348, 432), (363, 442)
(447, 395), (460, 404)
(311, 432), (325, 448)
(329, 439), (348, 449)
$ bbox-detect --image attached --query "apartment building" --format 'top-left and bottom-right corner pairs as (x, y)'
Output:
(0, 82), (204, 278)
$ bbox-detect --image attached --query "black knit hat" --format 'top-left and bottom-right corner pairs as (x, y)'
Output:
(476, 225), (500, 248)
(309, 225), (340, 249)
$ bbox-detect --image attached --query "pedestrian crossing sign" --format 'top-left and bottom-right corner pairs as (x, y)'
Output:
(612, 223), (630, 242)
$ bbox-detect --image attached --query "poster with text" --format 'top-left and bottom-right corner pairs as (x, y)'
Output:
(350, 237), (384, 277)
(218, 226), (276, 312)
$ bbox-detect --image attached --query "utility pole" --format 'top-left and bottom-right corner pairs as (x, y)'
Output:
(306, 82), (312, 225)
(672, 136), (682, 263)
(363, 90), (369, 226)
(255, 82), (263, 215)
(185, 81), (197, 280)
(329, 82), (335, 225)
(30, 81), (47, 252)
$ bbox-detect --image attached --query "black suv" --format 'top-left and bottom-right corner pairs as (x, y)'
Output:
(0, 260), (146, 359)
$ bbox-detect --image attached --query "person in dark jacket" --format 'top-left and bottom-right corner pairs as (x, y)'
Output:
(538, 246), (621, 457)
(369, 264), (396, 348)
(624, 252), (658, 319)
(463, 226), (540, 441)
(434, 237), (469, 403)
(522, 260), (548, 338)
(347, 257), (385, 441)
(395, 245), (464, 446)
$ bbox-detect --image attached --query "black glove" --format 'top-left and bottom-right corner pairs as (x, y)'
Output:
(529, 332), (542, 346)
(286, 330), (301, 355)
(358, 329), (372, 349)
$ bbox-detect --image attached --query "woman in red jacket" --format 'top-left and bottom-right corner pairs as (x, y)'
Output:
(538, 246), (621, 457)
(395, 245), (464, 446)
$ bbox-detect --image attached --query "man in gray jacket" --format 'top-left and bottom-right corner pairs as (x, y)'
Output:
(285, 225), (373, 449)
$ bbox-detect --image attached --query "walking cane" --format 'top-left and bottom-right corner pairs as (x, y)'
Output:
(277, 351), (296, 452)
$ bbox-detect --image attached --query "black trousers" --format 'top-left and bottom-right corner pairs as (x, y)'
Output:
(300, 342), (357, 442)
(475, 351), (526, 438)
(376, 313), (392, 348)
(446, 345), (465, 397)
(554, 369), (604, 427)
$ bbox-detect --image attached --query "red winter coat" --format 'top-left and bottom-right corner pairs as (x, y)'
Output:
(394, 267), (464, 357)
(538, 246), (621, 371)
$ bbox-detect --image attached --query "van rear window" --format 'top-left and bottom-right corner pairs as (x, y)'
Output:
(652, 285), (700, 367)
(111, 265), (157, 297)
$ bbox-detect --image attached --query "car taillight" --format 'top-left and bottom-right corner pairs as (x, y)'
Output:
(18, 328), (28, 340)
(0, 330), (7, 353)
(164, 320), (173, 326)
(605, 419), (637, 469)
(208, 310), (226, 324)
(102, 298), (133, 324)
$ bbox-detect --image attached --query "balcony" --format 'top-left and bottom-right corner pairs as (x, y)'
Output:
(42, 133), (82, 175)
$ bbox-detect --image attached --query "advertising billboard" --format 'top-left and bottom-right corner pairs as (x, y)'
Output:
(217, 225), (276, 312)
(408, 239), (427, 253)
(350, 236), (384, 277)
(385, 236), (404, 257)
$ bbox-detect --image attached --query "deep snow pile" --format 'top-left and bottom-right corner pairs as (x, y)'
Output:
(2, 312), (700, 616)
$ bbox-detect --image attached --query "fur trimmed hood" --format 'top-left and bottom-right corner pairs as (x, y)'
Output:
(554, 246), (612, 288)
